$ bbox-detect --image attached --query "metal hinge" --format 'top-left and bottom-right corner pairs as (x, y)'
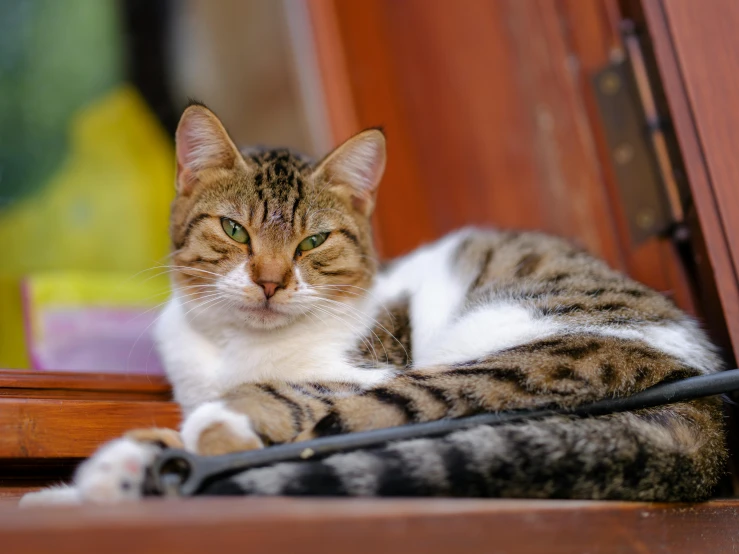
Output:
(591, 22), (684, 245)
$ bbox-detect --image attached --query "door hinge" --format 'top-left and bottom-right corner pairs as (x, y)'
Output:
(591, 21), (684, 245)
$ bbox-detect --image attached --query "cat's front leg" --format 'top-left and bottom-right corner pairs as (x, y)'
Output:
(19, 404), (265, 507)
(78, 426), (188, 502)
(180, 401), (264, 456)
(20, 383), (327, 506)
(19, 438), (159, 507)
(20, 428), (183, 507)
(19, 414), (259, 507)
(179, 382), (340, 455)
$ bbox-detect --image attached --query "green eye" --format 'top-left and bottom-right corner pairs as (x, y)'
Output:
(298, 232), (329, 252)
(221, 218), (249, 244)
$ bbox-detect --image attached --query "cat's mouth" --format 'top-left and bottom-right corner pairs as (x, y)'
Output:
(235, 301), (295, 321)
(231, 302), (302, 330)
(236, 304), (281, 315)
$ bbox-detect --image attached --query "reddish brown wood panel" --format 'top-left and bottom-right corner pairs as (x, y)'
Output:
(3, 498), (739, 554)
(0, 371), (179, 494)
(308, 0), (359, 142)
(0, 397), (180, 458)
(0, 370), (172, 400)
(659, 1), (739, 279)
(328, 0), (621, 263)
(639, 0), (739, 353)
(311, 0), (697, 314)
(323, 0), (438, 256)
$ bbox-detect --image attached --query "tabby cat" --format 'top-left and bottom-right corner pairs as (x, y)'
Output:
(21, 103), (726, 506)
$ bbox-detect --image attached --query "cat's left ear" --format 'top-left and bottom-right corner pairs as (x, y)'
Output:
(175, 103), (246, 195)
(312, 128), (386, 217)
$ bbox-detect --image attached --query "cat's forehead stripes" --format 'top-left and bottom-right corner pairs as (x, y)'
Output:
(245, 149), (314, 230)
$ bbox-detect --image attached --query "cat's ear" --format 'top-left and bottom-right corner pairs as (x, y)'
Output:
(175, 103), (245, 195)
(312, 128), (386, 217)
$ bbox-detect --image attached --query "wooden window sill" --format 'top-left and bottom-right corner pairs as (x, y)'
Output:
(2, 370), (736, 553)
(2, 497), (738, 553)
(0, 369), (180, 496)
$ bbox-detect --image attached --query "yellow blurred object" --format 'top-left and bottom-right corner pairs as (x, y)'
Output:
(0, 85), (174, 272)
(0, 85), (175, 368)
(27, 271), (171, 309)
(0, 275), (27, 369)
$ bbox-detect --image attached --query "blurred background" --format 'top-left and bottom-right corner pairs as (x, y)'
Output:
(0, 0), (716, 374)
(0, 0), (324, 372)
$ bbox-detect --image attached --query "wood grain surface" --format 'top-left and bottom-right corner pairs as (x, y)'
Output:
(0, 370), (179, 459)
(0, 369), (172, 400)
(0, 397), (180, 458)
(0, 370), (180, 495)
(2, 498), (738, 554)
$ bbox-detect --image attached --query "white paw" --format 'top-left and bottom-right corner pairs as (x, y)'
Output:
(181, 401), (262, 452)
(73, 438), (159, 504)
(19, 485), (82, 508)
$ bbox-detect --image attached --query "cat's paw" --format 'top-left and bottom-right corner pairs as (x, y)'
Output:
(73, 438), (159, 504)
(19, 485), (82, 508)
(182, 401), (264, 456)
(124, 427), (184, 449)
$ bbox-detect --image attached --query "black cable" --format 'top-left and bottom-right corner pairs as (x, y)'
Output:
(151, 368), (739, 496)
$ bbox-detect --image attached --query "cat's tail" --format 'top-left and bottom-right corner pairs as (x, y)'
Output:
(201, 399), (726, 501)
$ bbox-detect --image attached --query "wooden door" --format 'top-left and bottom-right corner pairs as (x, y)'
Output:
(623, 0), (739, 359)
(308, 0), (705, 327)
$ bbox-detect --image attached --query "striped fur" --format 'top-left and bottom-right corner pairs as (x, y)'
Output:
(204, 400), (725, 501)
(22, 104), (727, 506)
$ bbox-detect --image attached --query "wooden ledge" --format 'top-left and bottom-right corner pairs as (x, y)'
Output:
(0, 370), (180, 495)
(0, 369), (172, 400)
(2, 498), (739, 553)
(0, 370), (180, 460)
(0, 397), (181, 458)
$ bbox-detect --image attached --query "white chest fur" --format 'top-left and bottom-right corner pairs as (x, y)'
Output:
(153, 295), (392, 414)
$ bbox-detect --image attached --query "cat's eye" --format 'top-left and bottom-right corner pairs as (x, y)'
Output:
(297, 232), (329, 253)
(221, 217), (249, 244)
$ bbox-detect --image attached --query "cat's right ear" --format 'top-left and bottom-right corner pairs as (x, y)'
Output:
(311, 128), (386, 217)
(175, 103), (245, 195)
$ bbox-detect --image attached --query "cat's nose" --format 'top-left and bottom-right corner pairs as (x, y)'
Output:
(258, 281), (282, 299)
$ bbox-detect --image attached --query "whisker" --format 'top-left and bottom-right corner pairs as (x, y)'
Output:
(139, 265), (224, 282)
(136, 283), (221, 304)
(310, 302), (387, 365)
(308, 304), (381, 366)
(181, 292), (228, 321)
(304, 306), (380, 366)
(126, 289), (229, 370)
(123, 287), (225, 327)
(313, 296), (408, 363)
(308, 284), (396, 322)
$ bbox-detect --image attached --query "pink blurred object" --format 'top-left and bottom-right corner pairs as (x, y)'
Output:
(23, 286), (165, 375)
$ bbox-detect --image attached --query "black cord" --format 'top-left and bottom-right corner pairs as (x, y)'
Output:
(151, 368), (739, 496)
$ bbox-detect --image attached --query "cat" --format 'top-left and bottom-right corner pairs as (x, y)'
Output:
(21, 102), (726, 506)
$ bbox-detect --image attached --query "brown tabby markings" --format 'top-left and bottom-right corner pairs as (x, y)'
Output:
(170, 148), (376, 304)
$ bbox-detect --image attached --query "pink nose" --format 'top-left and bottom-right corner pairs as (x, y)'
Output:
(258, 281), (281, 299)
